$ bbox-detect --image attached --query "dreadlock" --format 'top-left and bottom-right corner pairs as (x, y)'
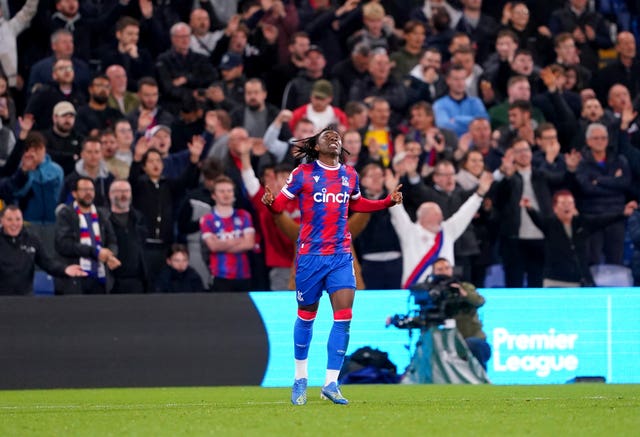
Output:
(292, 126), (351, 164)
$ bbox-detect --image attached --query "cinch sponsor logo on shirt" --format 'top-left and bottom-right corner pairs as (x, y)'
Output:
(313, 188), (349, 204)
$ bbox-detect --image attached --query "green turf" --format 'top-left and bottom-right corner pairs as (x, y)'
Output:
(1, 384), (638, 436)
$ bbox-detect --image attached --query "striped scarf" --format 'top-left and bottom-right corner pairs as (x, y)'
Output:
(74, 202), (105, 279)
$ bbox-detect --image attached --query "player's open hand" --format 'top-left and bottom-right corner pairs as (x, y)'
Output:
(262, 186), (275, 206)
(390, 184), (403, 205)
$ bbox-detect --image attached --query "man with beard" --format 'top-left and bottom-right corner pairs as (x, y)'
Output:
(107, 180), (149, 294)
(75, 75), (122, 137)
(25, 58), (86, 131)
(43, 101), (83, 176)
(230, 78), (279, 137)
(54, 177), (121, 294)
(127, 77), (174, 136)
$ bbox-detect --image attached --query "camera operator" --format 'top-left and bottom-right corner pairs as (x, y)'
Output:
(431, 257), (491, 370)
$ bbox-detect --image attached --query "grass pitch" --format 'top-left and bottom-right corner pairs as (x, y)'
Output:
(1, 384), (638, 437)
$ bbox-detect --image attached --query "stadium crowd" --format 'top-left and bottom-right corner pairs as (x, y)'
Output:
(2, 0), (640, 294)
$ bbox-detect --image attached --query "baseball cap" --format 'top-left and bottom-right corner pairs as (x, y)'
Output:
(53, 101), (76, 117)
(219, 52), (243, 70)
(306, 45), (324, 57)
(148, 124), (171, 137)
(311, 80), (333, 99)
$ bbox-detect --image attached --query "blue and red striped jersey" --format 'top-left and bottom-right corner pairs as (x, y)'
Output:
(200, 208), (254, 279)
(281, 161), (361, 255)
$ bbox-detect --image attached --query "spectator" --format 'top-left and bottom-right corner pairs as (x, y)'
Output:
(386, 168), (492, 287)
(300, 0), (359, 67)
(522, 190), (637, 287)
(266, 31), (310, 107)
(105, 64), (139, 116)
(54, 177), (121, 294)
(553, 33), (592, 88)
(289, 80), (348, 133)
(113, 119), (135, 166)
(461, 117), (503, 171)
(0, 0), (38, 89)
(99, 128), (129, 180)
(209, 17), (278, 80)
(390, 20), (426, 81)
(200, 175), (255, 292)
(155, 243), (205, 293)
(330, 42), (371, 108)
(239, 143), (298, 291)
(575, 123), (631, 265)
(549, 0), (613, 73)
(433, 64), (489, 138)
(61, 137), (115, 208)
(500, 1), (553, 65)
(283, 45), (339, 111)
(404, 159), (485, 282)
(12, 131), (64, 224)
(49, 0), (127, 62)
(349, 48), (408, 127)
(482, 29), (519, 88)
(230, 78), (280, 138)
(493, 139), (554, 288)
(0, 74), (16, 131)
(176, 157), (223, 288)
(0, 205), (86, 296)
(189, 8), (223, 57)
(400, 101), (456, 171)
(218, 52), (246, 108)
(488, 75), (545, 131)
(204, 109), (232, 162)
(531, 65), (581, 152)
(74, 75), (122, 137)
(27, 29), (90, 98)
(155, 22), (218, 115)
(593, 31), (640, 105)
(454, 0), (498, 65)
(257, 0), (300, 66)
(128, 137), (202, 281)
(347, 1), (400, 54)
(344, 100), (369, 131)
(101, 16), (154, 90)
(355, 162), (402, 289)
(42, 101), (82, 176)
(496, 100), (537, 151)
(361, 97), (396, 168)
(107, 179), (149, 294)
(406, 48), (447, 105)
(25, 58), (86, 131)
(127, 77), (175, 137)
(450, 46), (485, 98)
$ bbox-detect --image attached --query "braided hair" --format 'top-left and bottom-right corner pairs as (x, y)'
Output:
(292, 126), (351, 164)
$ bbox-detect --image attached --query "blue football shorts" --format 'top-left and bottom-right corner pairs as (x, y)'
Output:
(294, 253), (356, 305)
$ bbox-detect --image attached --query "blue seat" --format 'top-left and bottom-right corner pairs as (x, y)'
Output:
(33, 271), (54, 296)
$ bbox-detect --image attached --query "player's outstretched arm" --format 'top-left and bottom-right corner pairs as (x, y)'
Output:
(261, 186), (289, 213)
(350, 184), (403, 213)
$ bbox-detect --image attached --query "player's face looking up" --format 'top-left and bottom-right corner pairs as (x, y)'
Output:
(316, 129), (342, 157)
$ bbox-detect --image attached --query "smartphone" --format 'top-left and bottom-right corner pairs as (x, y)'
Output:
(0, 97), (7, 112)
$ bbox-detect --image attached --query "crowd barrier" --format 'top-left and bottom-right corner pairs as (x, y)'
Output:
(1, 288), (638, 389)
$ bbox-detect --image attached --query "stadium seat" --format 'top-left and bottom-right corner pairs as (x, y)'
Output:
(590, 264), (633, 287)
(483, 264), (505, 288)
(33, 271), (54, 296)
